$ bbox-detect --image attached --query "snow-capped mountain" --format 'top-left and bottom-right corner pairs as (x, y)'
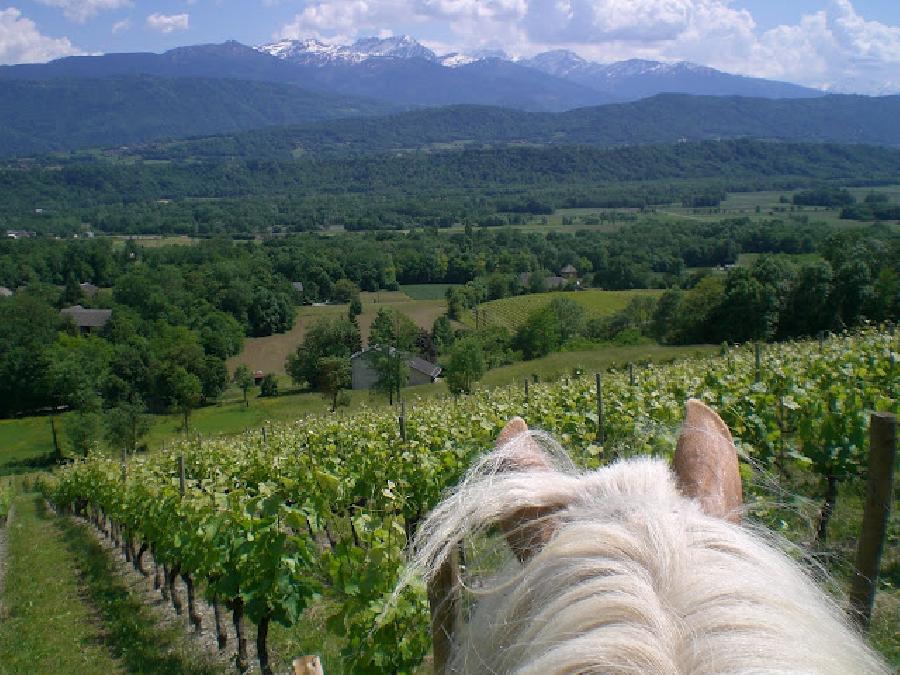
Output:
(258, 36), (820, 101)
(258, 35), (438, 65)
(520, 50), (816, 100)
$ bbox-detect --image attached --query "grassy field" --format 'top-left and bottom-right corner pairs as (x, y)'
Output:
(479, 344), (718, 386)
(228, 290), (447, 376)
(0, 492), (219, 673)
(399, 284), (461, 300)
(464, 289), (661, 332)
(0, 416), (57, 477)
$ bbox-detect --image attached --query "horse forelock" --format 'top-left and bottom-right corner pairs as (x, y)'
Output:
(408, 450), (889, 675)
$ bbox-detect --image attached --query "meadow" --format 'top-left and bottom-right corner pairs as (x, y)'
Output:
(463, 289), (661, 332)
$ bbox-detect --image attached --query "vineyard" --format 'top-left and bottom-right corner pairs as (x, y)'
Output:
(41, 329), (898, 673)
(461, 289), (658, 331)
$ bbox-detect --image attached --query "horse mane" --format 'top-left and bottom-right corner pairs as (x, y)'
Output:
(402, 429), (889, 674)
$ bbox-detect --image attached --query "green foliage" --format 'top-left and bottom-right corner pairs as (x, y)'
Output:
(333, 279), (360, 304)
(445, 337), (486, 394)
(431, 314), (454, 353)
(286, 315), (361, 389)
(233, 364), (254, 407)
(105, 399), (150, 454)
(515, 306), (561, 360)
(40, 330), (898, 673)
(368, 308), (419, 351)
(260, 373), (279, 398)
(368, 347), (410, 405)
(317, 356), (351, 412)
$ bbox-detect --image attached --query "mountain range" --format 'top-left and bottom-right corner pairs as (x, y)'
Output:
(0, 35), (891, 159)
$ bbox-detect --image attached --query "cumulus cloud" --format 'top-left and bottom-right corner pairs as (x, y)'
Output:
(111, 18), (131, 34)
(0, 7), (83, 64)
(274, 0), (900, 93)
(36, 0), (132, 23)
(146, 12), (189, 33)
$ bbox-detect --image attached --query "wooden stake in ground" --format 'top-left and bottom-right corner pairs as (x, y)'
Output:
(849, 412), (897, 629)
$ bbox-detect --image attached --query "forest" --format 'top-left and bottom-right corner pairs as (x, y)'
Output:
(5, 139), (900, 236)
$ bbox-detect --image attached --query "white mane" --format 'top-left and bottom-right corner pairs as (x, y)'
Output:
(403, 433), (889, 674)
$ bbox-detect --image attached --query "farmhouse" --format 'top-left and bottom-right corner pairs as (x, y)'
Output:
(0, 286), (12, 297)
(79, 282), (100, 297)
(6, 229), (35, 239)
(291, 281), (304, 295)
(559, 264), (578, 279)
(350, 347), (442, 390)
(60, 305), (112, 334)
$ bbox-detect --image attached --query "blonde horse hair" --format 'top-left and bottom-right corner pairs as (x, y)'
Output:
(400, 402), (889, 674)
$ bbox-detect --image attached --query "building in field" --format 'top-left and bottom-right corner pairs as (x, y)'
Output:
(60, 305), (112, 335)
(350, 346), (442, 390)
(559, 264), (578, 279)
(79, 282), (100, 298)
(0, 287), (12, 298)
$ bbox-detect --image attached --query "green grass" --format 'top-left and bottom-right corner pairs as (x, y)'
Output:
(0, 415), (57, 477)
(466, 289), (660, 332)
(480, 344), (718, 386)
(400, 284), (461, 300)
(0, 493), (220, 674)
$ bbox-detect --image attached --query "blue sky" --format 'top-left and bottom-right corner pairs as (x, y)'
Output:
(3, 1), (900, 93)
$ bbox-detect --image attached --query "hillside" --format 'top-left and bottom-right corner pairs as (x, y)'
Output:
(124, 94), (900, 161)
(0, 76), (396, 157)
(465, 290), (660, 332)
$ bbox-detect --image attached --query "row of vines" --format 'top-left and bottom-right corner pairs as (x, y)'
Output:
(41, 328), (898, 673)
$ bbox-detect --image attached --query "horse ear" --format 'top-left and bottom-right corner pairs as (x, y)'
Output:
(673, 400), (743, 524)
(495, 417), (559, 562)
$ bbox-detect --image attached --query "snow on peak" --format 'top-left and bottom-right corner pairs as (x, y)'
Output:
(257, 35), (437, 65)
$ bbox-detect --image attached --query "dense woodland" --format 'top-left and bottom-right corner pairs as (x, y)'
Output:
(1, 214), (896, 428)
(5, 140), (900, 236)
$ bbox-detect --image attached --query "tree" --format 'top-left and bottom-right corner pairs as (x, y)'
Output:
(260, 373), (278, 397)
(349, 296), (363, 318)
(546, 296), (586, 343)
(445, 337), (485, 395)
(44, 334), (111, 412)
(105, 398), (150, 455)
(515, 306), (561, 359)
(369, 346), (408, 405)
(166, 365), (201, 432)
(778, 261), (835, 338)
(198, 311), (244, 359)
(317, 356), (351, 412)
(248, 286), (294, 337)
(432, 314), (455, 354)
(233, 364), (254, 407)
(0, 293), (59, 416)
(333, 278), (360, 304)
(368, 307), (418, 351)
(286, 315), (361, 388)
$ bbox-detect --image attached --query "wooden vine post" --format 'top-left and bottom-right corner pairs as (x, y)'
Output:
(428, 548), (461, 675)
(524, 378), (529, 405)
(628, 362), (635, 387)
(754, 342), (762, 383)
(849, 412), (897, 629)
(399, 400), (407, 441)
(595, 373), (605, 444)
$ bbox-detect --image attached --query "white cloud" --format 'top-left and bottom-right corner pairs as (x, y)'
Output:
(36, 0), (132, 23)
(146, 12), (189, 33)
(274, 0), (900, 93)
(0, 7), (83, 64)
(111, 18), (131, 34)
